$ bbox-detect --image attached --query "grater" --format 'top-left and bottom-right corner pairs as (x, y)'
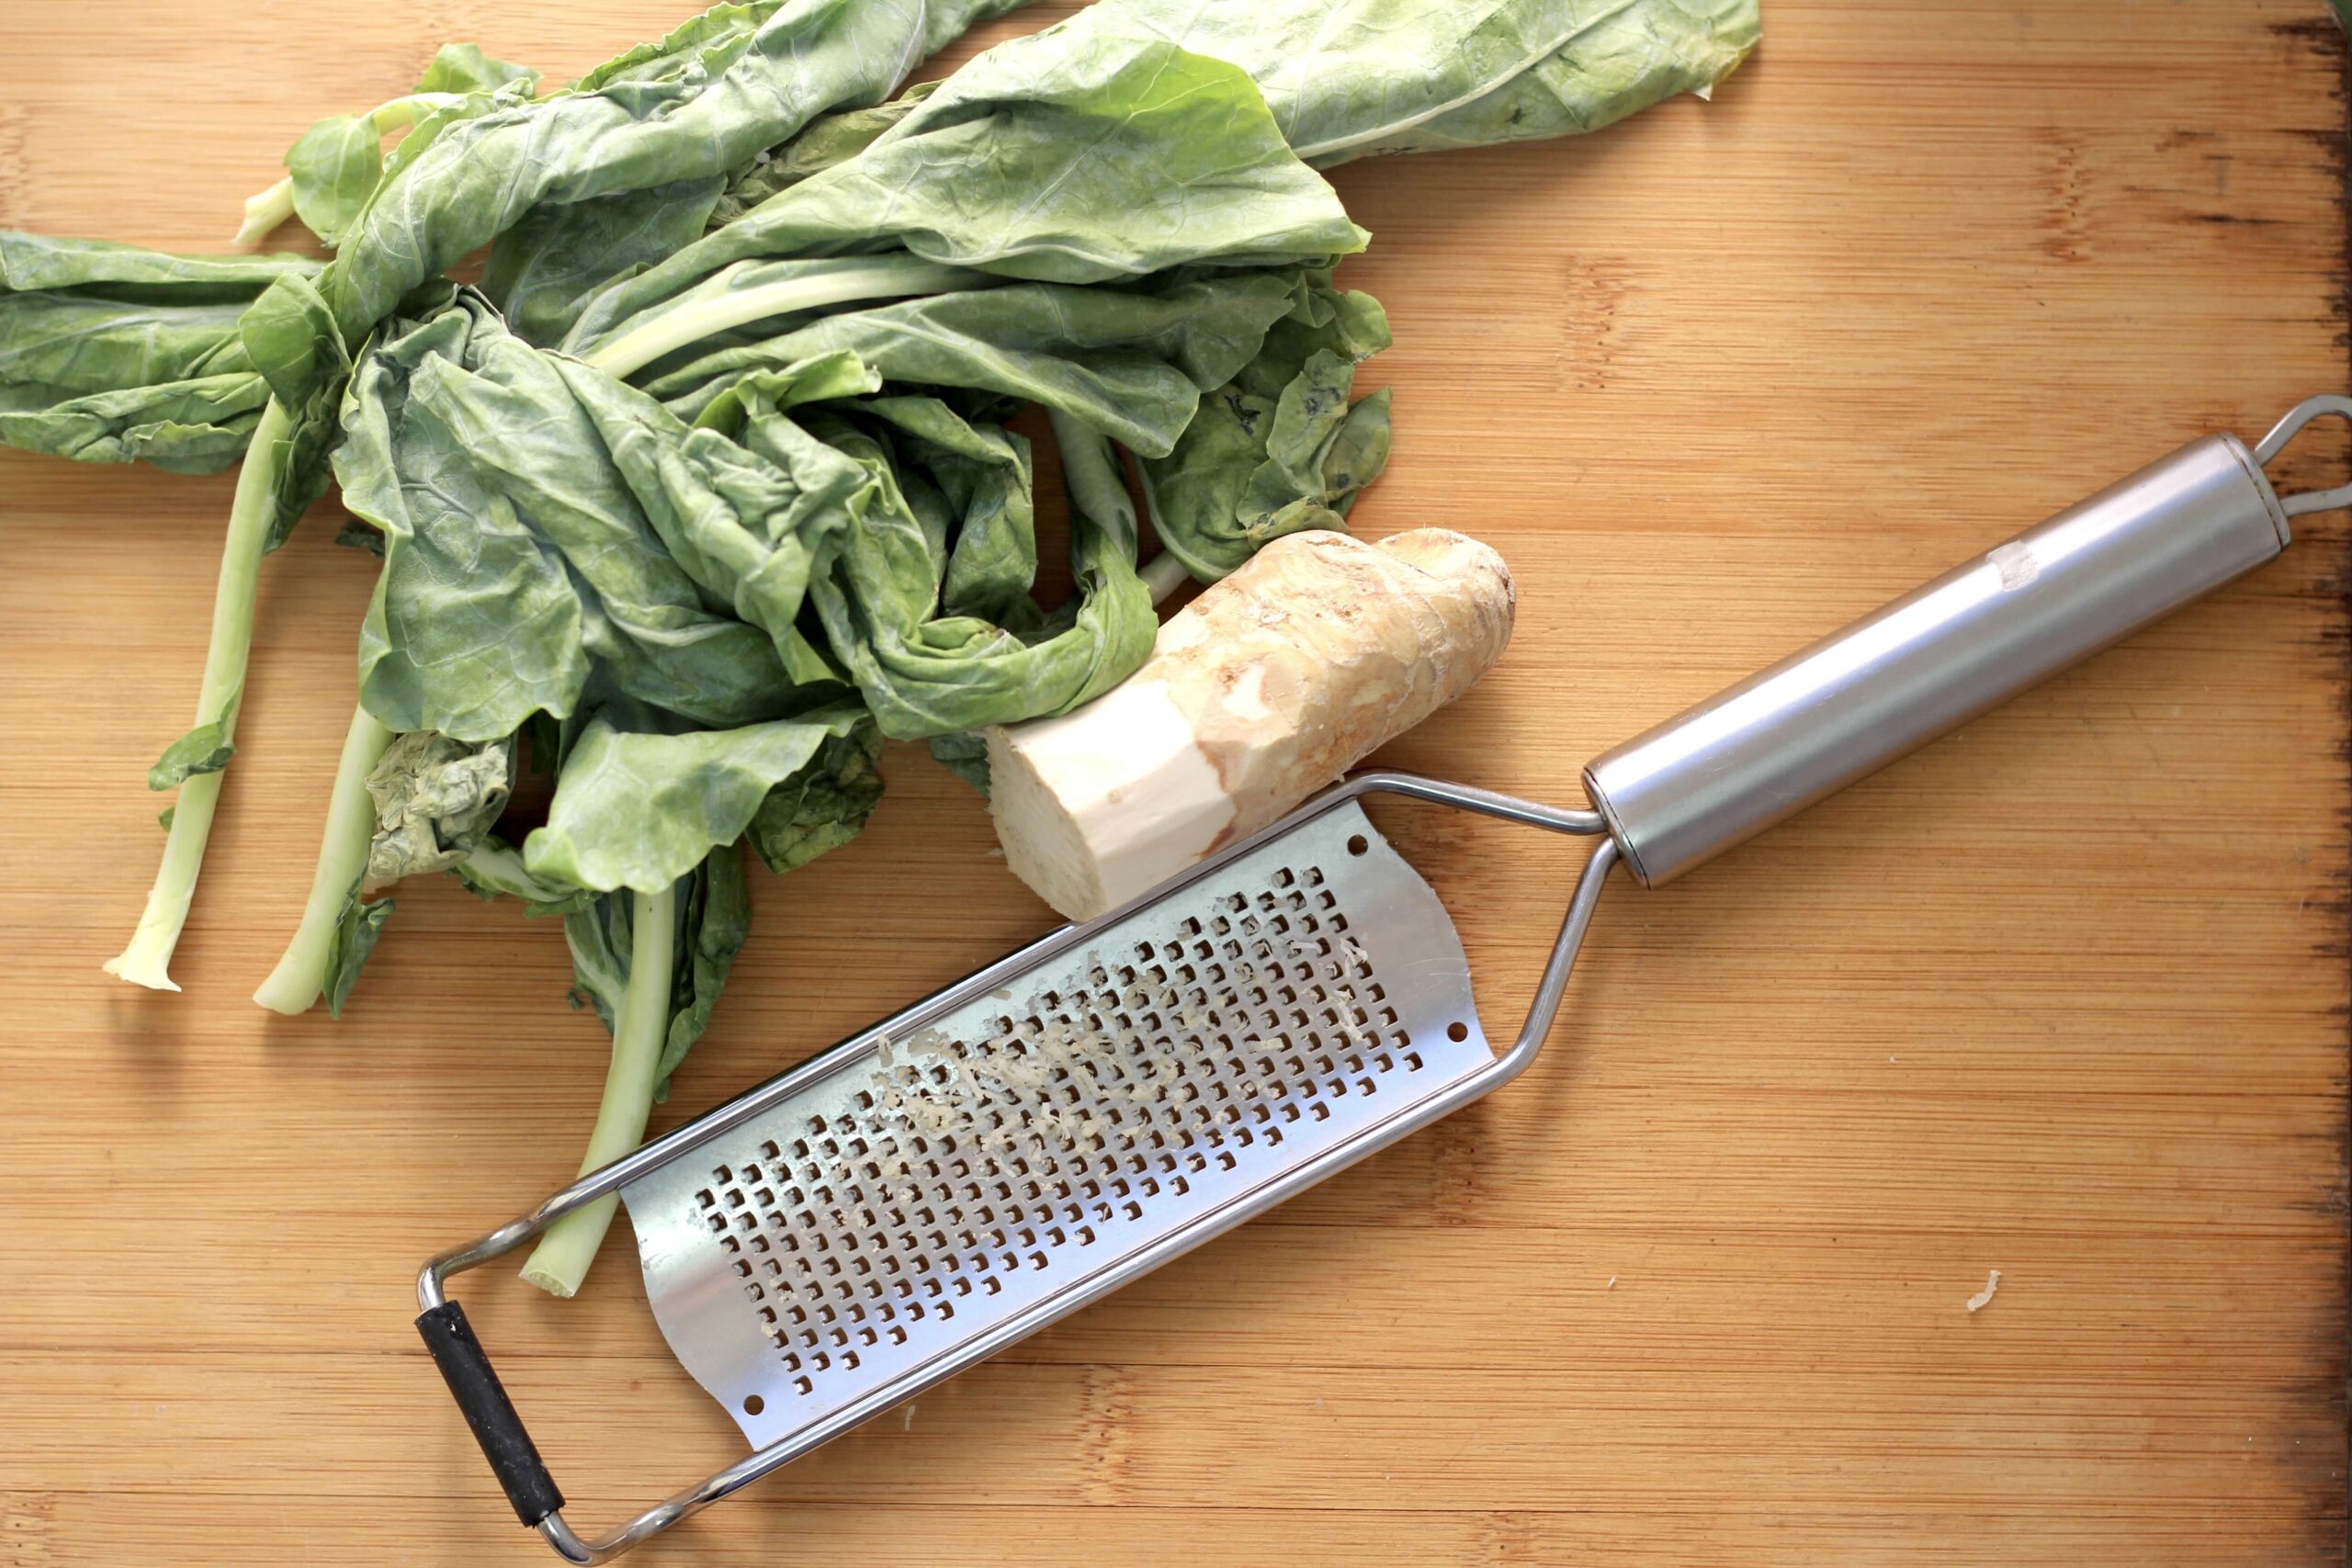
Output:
(420, 396), (2352, 1562)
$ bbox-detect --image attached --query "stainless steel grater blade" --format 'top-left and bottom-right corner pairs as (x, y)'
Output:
(419, 776), (1617, 1564)
(420, 397), (2352, 1565)
(625, 798), (1495, 1452)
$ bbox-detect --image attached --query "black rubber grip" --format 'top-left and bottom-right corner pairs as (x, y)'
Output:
(416, 1301), (566, 1527)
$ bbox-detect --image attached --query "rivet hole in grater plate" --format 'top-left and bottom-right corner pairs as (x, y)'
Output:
(620, 798), (1494, 1452)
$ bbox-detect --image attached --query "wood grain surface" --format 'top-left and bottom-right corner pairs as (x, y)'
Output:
(2, 4), (2346, 1564)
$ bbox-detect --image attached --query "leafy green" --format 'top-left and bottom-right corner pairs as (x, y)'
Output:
(749, 718), (885, 872)
(475, 71), (953, 348)
(803, 397), (1158, 739)
(925, 731), (992, 793)
(649, 270), (1314, 456)
(415, 42), (542, 96)
(478, 176), (728, 347)
(323, 887), (393, 1019)
(281, 108), (428, 249)
(585, 255), (994, 382)
(0, 232), (319, 471)
(1091, 0), (1759, 164)
(707, 81), (941, 229)
(524, 705), (876, 894)
(1141, 272), (1395, 579)
(565, 18), (1367, 353)
(335, 292), (827, 741)
(236, 273), (361, 549)
(4, 0), (1758, 1292)
(148, 718), (237, 790)
(238, 45), (540, 247)
(454, 837), (598, 917)
(302, 0), (1035, 364)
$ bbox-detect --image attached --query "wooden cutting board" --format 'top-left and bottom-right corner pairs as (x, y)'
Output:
(1, 4), (2345, 1563)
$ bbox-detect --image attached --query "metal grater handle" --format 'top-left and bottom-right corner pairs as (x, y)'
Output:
(1582, 397), (2352, 887)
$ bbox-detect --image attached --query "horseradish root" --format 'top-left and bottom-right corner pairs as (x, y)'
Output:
(987, 528), (1515, 920)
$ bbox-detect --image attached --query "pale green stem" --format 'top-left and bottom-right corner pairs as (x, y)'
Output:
(1139, 550), (1192, 605)
(232, 177), (297, 246)
(106, 399), (292, 990)
(1048, 408), (1136, 551)
(366, 94), (463, 133)
(585, 258), (989, 380)
(232, 92), (461, 245)
(254, 703), (397, 1014)
(1050, 408), (1190, 604)
(521, 882), (679, 1297)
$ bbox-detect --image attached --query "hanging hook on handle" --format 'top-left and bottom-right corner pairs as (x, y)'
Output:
(2255, 395), (2352, 517)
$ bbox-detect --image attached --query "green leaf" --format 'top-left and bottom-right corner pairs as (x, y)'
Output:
(0, 376), (274, 473)
(1084, 0), (1758, 165)
(660, 846), (752, 1086)
(684, 351), (880, 431)
(284, 116), (392, 249)
(414, 43), (539, 95)
(924, 732), (991, 794)
(525, 705), (874, 894)
(337, 293), (832, 741)
(646, 271), (1312, 457)
(1319, 0), (1761, 164)
(568, 20), (1365, 346)
(149, 715), (236, 790)
(239, 273), (349, 412)
(322, 888), (392, 1019)
(265, 48), (537, 249)
(0, 231), (321, 295)
(561, 891), (630, 1033)
(1141, 274), (1395, 581)
(479, 176), (727, 346)
(237, 272), (357, 549)
(707, 81), (942, 229)
(803, 399), (1158, 739)
(310, 0), (1035, 353)
(748, 713), (887, 872)
(453, 835), (597, 917)
(0, 231), (320, 473)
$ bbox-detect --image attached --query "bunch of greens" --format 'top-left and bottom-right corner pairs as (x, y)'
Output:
(0, 0), (1757, 1294)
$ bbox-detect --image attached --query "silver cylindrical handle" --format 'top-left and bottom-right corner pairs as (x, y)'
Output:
(1583, 432), (2291, 887)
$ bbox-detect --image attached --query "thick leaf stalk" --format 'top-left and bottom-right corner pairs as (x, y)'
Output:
(254, 703), (397, 1014)
(233, 179), (299, 248)
(521, 880), (679, 1298)
(582, 256), (990, 380)
(105, 398), (292, 989)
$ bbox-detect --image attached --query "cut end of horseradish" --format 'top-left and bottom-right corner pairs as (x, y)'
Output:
(987, 528), (1514, 923)
(988, 679), (1239, 921)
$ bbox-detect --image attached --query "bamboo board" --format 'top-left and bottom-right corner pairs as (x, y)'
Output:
(0, 4), (2345, 1563)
